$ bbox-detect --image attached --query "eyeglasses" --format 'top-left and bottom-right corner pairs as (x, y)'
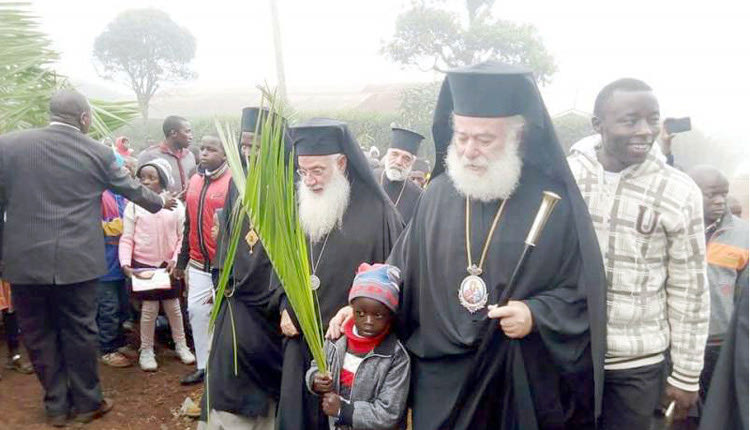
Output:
(296, 166), (327, 178)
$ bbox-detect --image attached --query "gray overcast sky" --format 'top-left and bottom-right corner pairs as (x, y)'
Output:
(30, 0), (750, 146)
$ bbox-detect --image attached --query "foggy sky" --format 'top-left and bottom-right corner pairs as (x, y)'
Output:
(30, 0), (750, 148)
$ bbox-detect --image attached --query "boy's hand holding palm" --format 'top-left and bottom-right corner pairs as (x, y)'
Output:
(313, 372), (333, 394)
(313, 373), (342, 417)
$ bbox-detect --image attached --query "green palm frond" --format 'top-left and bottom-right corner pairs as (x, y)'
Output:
(212, 87), (326, 373)
(0, 2), (60, 132)
(88, 99), (140, 140)
(0, 2), (138, 139)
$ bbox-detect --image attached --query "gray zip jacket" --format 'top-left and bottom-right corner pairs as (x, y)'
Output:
(706, 213), (749, 342)
(306, 332), (410, 430)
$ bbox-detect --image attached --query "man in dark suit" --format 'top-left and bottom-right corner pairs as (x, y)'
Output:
(0, 89), (176, 427)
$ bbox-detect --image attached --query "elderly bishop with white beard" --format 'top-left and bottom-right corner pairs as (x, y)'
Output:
(275, 118), (404, 430)
(371, 62), (607, 430)
(377, 127), (425, 224)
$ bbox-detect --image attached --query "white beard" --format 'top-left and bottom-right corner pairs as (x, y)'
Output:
(445, 137), (523, 202)
(297, 168), (351, 243)
(384, 161), (411, 182)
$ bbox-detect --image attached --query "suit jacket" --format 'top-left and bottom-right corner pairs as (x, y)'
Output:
(0, 123), (164, 285)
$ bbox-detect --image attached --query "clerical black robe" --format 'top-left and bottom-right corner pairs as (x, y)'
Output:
(377, 169), (423, 224)
(389, 167), (597, 430)
(200, 183), (283, 421)
(276, 177), (404, 430)
(699, 284), (748, 430)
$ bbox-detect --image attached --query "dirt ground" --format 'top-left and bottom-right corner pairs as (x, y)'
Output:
(0, 329), (202, 430)
(0, 322), (686, 430)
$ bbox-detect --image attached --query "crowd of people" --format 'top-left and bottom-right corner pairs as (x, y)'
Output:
(0, 61), (746, 430)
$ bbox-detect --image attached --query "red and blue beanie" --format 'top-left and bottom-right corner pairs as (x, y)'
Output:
(348, 263), (401, 313)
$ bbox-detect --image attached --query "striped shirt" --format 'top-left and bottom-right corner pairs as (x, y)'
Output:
(339, 321), (388, 400)
(568, 145), (709, 391)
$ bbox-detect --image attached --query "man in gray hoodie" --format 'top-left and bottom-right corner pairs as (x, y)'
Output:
(568, 78), (709, 429)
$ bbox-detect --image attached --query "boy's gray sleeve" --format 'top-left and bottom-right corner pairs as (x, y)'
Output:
(342, 344), (411, 430)
(305, 340), (334, 395)
(304, 359), (321, 395)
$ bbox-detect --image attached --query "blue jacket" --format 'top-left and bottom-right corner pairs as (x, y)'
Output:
(100, 190), (127, 281)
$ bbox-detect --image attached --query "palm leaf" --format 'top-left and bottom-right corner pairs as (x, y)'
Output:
(88, 99), (140, 140)
(211, 87), (326, 373)
(0, 2), (138, 139)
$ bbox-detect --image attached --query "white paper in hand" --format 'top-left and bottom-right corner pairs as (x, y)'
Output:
(131, 268), (172, 292)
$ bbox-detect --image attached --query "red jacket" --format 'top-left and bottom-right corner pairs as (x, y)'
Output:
(178, 164), (231, 271)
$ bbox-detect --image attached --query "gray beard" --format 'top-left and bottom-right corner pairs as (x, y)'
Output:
(384, 163), (410, 182)
(297, 169), (351, 243)
(445, 139), (523, 202)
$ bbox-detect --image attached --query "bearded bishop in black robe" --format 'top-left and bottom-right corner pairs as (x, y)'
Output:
(276, 118), (404, 430)
(377, 127), (425, 224)
(387, 62), (606, 430)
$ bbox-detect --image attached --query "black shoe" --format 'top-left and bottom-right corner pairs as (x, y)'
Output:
(180, 369), (205, 385)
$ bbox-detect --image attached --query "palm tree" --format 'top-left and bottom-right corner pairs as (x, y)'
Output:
(0, 2), (138, 140)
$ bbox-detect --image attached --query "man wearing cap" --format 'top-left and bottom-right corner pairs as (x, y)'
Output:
(329, 62), (606, 429)
(198, 107), (284, 429)
(276, 118), (404, 430)
(378, 127), (425, 223)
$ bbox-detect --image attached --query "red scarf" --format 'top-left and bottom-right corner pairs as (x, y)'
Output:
(343, 318), (388, 354)
(339, 318), (389, 390)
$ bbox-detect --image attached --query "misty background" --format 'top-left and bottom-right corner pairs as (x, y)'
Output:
(22, 0), (750, 205)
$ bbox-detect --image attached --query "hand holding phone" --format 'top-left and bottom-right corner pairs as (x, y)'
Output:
(663, 117), (691, 134)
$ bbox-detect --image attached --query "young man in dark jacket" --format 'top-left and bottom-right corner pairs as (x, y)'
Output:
(688, 165), (748, 400)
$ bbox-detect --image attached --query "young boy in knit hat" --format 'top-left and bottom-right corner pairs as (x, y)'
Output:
(307, 263), (410, 430)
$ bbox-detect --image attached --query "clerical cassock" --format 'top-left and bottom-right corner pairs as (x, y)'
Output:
(199, 107), (284, 425)
(276, 118), (404, 430)
(378, 127), (425, 223)
(699, 284), (748, 430)
(388, 62), (606, 430)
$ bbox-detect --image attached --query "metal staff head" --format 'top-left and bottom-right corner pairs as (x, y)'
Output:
(497, 190), (562, 306)
(524, 191), (561, 247)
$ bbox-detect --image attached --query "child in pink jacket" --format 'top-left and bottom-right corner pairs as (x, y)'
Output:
(119, 159), (196, 372)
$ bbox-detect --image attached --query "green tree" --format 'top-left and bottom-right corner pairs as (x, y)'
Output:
(93, 9), (196, 121)
(0, 2), (138, 139)
(551, 111), (594, 154)
(383, 0), (556, 84)
(396, 82), (441, 162)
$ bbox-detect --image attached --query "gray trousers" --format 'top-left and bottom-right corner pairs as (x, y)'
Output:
(12, 281), (103, 417)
